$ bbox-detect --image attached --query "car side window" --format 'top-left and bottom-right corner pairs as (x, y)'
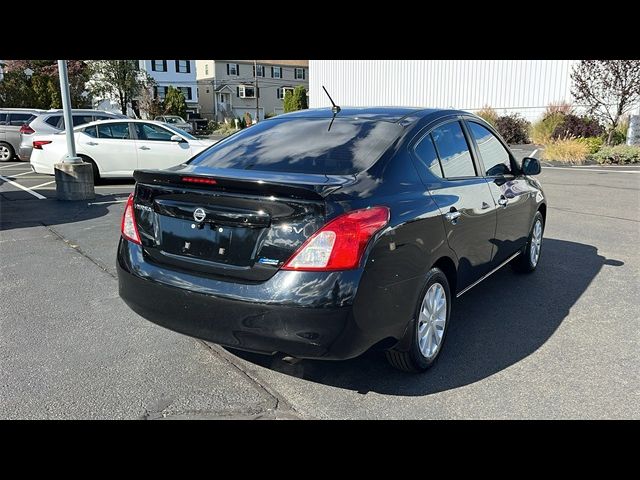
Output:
(468, 122), (512, 176)
(83, 126), (98, 138)
(0, 113), (8, 125)
(45, 115), (62, 127)
(414, 133), (444, 178)
(431, 121), (476, 178)
(135, 123), (174, 141)
(8, 113), (35, 126)
(97, 123), (131, 139)
(72, 115), (94, 127)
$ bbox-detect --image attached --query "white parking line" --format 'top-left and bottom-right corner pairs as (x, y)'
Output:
(530, 149), (538, 158)
(87, 199), (128, 206)
(10, 171), (33, 178)
(30, 180), (56, 189)
(543, 166), (640, 173)
(0, 174), (47, 199)
(0, 163), (29, 170)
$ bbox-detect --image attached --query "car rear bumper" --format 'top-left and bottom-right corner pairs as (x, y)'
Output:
(117, 239), (384, 360)
(18, 145), (33, 161)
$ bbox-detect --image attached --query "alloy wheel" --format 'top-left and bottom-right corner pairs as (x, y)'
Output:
(417, 282), (447, 360)
(530, 219), (543, 267)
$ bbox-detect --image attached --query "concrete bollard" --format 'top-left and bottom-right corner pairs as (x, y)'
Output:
(54, 162), (95, 201)
(627, 115), (640, 146)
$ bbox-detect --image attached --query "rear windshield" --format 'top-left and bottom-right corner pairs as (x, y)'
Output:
(189, 117), (402, 175)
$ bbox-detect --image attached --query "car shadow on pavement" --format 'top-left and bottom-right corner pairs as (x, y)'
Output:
(229, 238), (624, 396)
(0, 183), (133, 232)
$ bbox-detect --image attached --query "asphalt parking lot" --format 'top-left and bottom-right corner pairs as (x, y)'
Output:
(1, 156), (638, 419)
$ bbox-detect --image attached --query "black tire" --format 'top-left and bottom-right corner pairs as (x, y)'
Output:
(385, 268), (451, 373)
(0, 142), (15, 162)
(80, 156), (100, 184)
(512, 211), (544, 273)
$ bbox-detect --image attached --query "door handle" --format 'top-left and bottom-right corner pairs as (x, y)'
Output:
(139, 146), (151, 150)
(87, 141), (98, 146)
(498, 196), (508, 207)
(444, 210), (461, 224)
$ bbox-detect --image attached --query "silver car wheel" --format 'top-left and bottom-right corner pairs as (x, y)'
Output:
(530, 219), (543, 267)
(417, 282), (447, 360)
(0, 145), (11, 161)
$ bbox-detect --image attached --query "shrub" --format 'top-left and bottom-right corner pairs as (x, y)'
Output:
(552, 114), (604, 139)
(530, 112), (565, 144)
(265, 112), (278, 119)
(588, 145), (640, 164)
(575, 136), (604, 154)
(476, 105), (498, 126)
(544, 101), (574, 116)
(606, 128), (626, 146)
(542, 139), (589, 164)
(495, 114), (530, 144)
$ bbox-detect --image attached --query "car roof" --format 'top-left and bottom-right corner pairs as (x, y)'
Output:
(73, 119), (172, 129)
(274, 107), (469, 124)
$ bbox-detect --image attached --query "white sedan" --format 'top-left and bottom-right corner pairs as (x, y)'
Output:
(30, 119), (215, 180)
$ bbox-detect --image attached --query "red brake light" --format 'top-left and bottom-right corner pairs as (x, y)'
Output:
(121, 194), (141, 245)
(182, 176), (217, 185)
(20, 124), (35, 135)
(282, 206), (390, 271)
(32, 140), (52, 150)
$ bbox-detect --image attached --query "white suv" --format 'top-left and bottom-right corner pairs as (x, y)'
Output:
(18, 109), (127, 161)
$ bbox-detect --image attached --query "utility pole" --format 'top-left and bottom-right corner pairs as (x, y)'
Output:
(254, 60), (259, 123)
(54, 60), (94, 201)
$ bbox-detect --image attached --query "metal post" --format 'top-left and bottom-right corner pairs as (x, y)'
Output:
(254, 60), (259, 123)
(57, 60), (81, 163)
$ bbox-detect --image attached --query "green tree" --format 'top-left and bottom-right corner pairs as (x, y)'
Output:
(88, 60), (152, 115)
(162, 86), (187, 119)
(571, 60), (640, 145)
(283, 86), (308, 113)
(0, 60), (91, 109)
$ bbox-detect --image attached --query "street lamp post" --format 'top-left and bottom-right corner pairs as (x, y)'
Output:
(54, 60), (95, 201)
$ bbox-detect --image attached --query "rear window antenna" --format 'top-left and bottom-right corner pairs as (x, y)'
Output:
(322, 85), (341, 131)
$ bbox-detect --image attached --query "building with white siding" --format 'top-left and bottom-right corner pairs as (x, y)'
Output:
(309, 60), (584, 121)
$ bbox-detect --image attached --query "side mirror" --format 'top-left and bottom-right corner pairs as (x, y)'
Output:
(170, 134), (185, 143)
(522, 157), (541, 176)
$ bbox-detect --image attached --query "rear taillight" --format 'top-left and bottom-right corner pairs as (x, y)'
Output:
(121, 194), (141, 245)
(20, 124), (35, 135)
(32, 140), (52, 150)
(282, 206), (390, 271)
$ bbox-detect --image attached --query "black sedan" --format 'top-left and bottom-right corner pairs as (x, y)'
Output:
(117, 107), (546, 372)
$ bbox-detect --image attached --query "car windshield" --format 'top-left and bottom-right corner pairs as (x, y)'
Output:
(164, 116), (185, 124)
(188, 117), (402, 175)
(163, 124), (197, 140)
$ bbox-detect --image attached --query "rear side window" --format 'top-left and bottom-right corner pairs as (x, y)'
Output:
(8, 113), (36, 126)
(83, 126), (98, 138)
(190, 117), (402, 175)
(0, 113), (7, 125)
(414, 133), (444, 178)
(45, 115), (62, 127)
(97, 123), (130, 139)
(431, 122), (476, 178)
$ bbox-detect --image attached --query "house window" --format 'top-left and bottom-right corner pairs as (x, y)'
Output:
(178, 87), (192, 100)
(294, 68), (305, 80)
(227, 63), (239, 76)
(154, 86), (169, 99)
(253, 64), (265, 77)
(237, 85), (256, 98)
(152, 60), (167, 72)
(175, 60), (190, 73)
(204, 64), (209, 75)
(278, 87), (294, 100)
(272, 66), (282, 78)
